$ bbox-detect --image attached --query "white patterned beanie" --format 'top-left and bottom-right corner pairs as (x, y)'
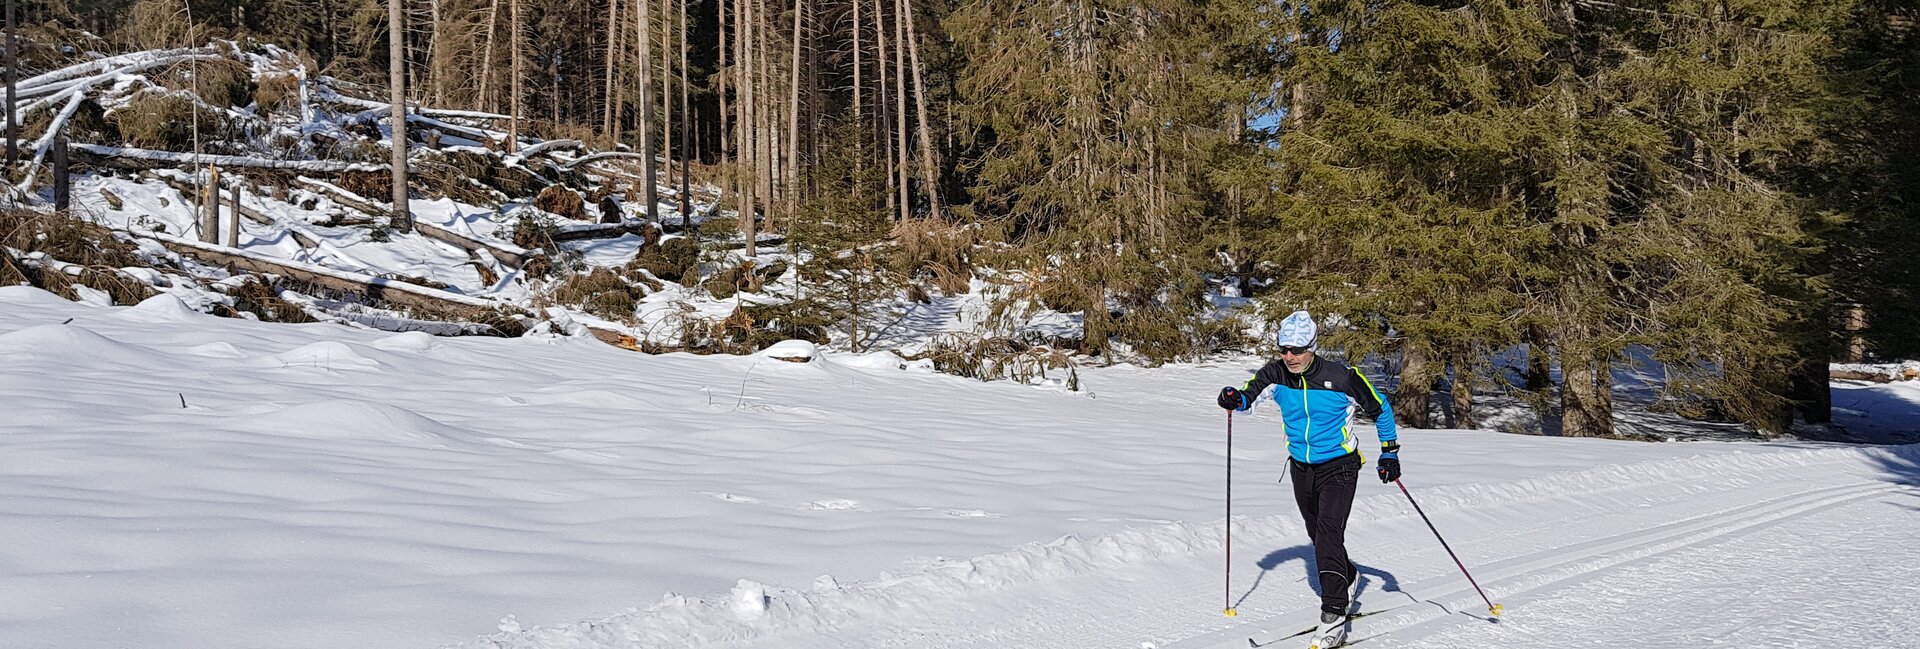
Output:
(1276, 310), (1317, 348)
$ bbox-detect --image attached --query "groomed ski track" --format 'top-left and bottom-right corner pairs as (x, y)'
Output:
(465, 444), (1920, 649)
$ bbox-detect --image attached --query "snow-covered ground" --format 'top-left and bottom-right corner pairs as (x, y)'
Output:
(2, 286), (1917, 649)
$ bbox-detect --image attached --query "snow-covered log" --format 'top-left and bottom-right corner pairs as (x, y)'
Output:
(146, 232), (502, 318)
(293, 177), (391, 216)
(70, 144), (388, 173)
(315, 89), (507, 148)
(15, 47), (213, 92)
(292, 176), (535, 267)
(417, 108), (513, 121)
(13, 52), (222, 119)
(11, 94), (88, 192)
(415, 222), (534, 268)
(504, 139), (582, 165)
(558, 151), (659, 170)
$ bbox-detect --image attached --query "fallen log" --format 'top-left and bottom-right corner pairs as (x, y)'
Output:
(149, 232), (501, 320)
(71, 143), (387, 173)
(292, 177), (534, 266)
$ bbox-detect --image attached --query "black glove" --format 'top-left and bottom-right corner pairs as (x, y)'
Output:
(1217, 387), (1247, 411)
(1377, 445), (1401, 483)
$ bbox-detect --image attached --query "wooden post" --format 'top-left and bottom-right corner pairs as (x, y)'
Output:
(228, 181), (242, 247)
(52, 136), (69, 212)
(202, 165), (221, 244)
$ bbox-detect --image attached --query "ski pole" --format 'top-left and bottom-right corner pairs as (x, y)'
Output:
(1395, 479), (1503, 618)
(1224, 409), (1238, 617)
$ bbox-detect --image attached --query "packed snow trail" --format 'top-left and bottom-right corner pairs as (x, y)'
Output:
(460, 445), (1920, 649)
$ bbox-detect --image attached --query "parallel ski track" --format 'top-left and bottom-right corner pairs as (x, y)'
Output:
(1209, 480), (1901, 649)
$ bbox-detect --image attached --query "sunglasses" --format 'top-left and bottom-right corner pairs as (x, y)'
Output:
(1278, 345), (1312, 356)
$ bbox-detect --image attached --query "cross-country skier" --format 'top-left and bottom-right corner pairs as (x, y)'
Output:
(1216, 310), (1400, 648)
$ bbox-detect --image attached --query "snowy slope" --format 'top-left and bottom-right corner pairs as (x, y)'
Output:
(1, 286), (1916, 649)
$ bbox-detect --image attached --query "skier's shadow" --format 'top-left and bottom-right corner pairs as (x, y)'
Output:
(1231, 544), (1410, 612)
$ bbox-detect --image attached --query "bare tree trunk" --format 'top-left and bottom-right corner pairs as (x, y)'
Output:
(678, 0), (691, 230)
(549, 51), (560, 135)
(603, 0), (622, 139)
(1560, 347), (1614, 437)
(509, 0), (521, 153)
(786, 0), (804, 223)
(754, 0), (774, 238)
(614, 0), (630, 142)
(873, 0), (893, 220)
(661, 0), (673, 201)
(719, 0), (730, 169)
(736, 0), (758, 256)
(479, 0), (502, 112)
(390, 0), (413, 232)
(1449, 357), (1475, 430)
(891, 0), (908, 221)
(852, 0), (862, 134)
(1525, 324), (1553, 390)
(4, 0), (14, 167)
(428, 0), (443, 106)
(1391, 343), (1435, 429)
(900, 0), (940, 220)
(638, 0), (658, 221)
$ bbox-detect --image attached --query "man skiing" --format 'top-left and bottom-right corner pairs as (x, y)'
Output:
(1216, 310), (1400, 648)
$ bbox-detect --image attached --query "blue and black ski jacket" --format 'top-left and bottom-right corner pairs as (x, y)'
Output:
(1234, 357), (1398, 465)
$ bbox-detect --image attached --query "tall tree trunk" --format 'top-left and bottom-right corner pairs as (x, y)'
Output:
(661, 0), (673, 201)
(853, 0), (862, 136)
(892, 0), (908, 221)
(737, 0), (759, 255)
(390, 0), (413, 232)
(4, 0), (15, 167)
(679, 0), (691, 230)
(638, 0), (658, 221)
(509, 0), (521, 153)
(1525, 324), (1553, 390)
(1392, 343), (1435, 429)
(429, 0), (443, 106)
(603, 0), (622, 139)
(1449, 357), (1475, 430)
(1789, 357), (1832, 426)
(480, 0), (501, 112)
(873, 0), (894, 220)
(900, 0), (940, 220)
(754, 0), (773, 242)
(1560, 346), (1614, 437)
(786, 0), (804, 223)
(719, 0), (730, 170)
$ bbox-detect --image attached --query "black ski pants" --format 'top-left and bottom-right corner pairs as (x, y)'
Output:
(1289, 451), (1360, 616)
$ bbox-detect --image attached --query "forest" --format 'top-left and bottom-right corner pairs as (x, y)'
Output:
(3, 0), (1916, 437)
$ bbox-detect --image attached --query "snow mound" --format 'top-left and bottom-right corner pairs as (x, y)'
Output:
(759, 339), (818, 362)
(260, 341), (385, 371)
(182, 341), (248, 358)
(110, 293), (204, 323)
(0, 284), (86, 309)
(252, 399), (463, 444)
(0, 323), (170, 365)
(370, 331), (440, 353)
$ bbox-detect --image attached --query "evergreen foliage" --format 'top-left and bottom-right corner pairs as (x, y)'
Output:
(13, 0), (1916, 435)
